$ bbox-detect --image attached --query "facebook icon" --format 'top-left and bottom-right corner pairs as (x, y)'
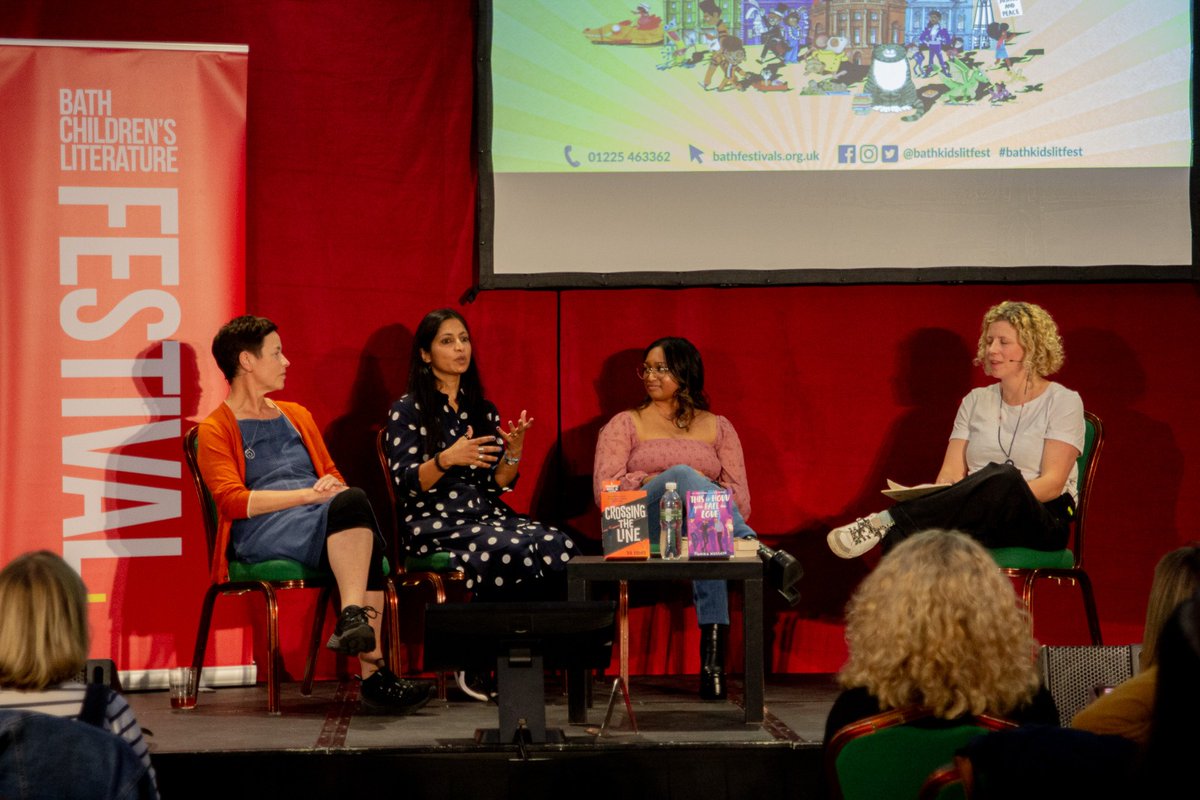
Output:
(837, 145), (856, 164)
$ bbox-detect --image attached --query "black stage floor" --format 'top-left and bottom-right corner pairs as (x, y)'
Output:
(138, 673), (836, 799)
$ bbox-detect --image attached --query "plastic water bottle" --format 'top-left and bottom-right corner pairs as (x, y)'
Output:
(660, 481), (682, 560)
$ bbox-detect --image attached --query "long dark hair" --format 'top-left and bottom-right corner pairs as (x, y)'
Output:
(407, 308), (489, 457)
(636, 336), (709, 429)
(1145, 592), (1200, 790)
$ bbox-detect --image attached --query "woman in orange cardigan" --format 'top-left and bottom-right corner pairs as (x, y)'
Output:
(196, 315), (431, 714)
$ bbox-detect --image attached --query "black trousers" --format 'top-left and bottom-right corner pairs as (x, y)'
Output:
(883, 462), (1074, 553)
(321, 487), (388, 591)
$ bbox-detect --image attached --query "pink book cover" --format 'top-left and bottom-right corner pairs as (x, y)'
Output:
(686, 489), (734, 559)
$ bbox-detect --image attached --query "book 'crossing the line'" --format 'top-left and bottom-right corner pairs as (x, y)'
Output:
(600, 485), (651, 560)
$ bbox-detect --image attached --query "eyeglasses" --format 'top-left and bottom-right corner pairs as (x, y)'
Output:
(636, 365), (673, 380)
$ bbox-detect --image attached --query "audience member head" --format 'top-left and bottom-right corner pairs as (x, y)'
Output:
(975, 301), (1064, 379)
(1145, 591), (1200, 786)
(211, 314), (278, 383)
(1140, 544), (1200, 670)
(636, 336), (709, 428)
(839, 529), (1039, 719)
(0, 551), (89, 691)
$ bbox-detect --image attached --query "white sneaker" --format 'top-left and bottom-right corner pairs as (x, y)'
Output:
(827, 515), (890, 559)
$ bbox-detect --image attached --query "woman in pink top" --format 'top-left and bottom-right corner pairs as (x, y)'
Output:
(593, 337), (756, 700)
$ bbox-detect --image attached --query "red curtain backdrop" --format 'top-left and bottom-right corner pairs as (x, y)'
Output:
(3, 2), (1197, 676)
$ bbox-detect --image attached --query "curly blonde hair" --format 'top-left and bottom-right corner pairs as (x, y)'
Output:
(974, 300), (1065, 379)
(839, 530), (1041, 719)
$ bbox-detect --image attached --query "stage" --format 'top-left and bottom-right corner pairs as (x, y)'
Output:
(140, 673), (833, 799)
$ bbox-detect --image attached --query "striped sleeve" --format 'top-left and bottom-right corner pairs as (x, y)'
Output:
(104, 689), (160, 799)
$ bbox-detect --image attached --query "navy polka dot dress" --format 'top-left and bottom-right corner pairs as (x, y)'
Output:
(385, 392), (575, 600)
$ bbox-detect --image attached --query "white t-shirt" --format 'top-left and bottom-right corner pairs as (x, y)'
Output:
(950, 382), (1085, 502)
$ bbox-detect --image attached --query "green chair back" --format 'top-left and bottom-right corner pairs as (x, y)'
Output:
(184, 426), (386, 582)
(374, 426), (458, 574)
(990, 411), (1102, 571)
(828, 707), (1015, 800)
(835, 724), (987, 800)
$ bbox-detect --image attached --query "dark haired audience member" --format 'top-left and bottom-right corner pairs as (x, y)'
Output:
(1142, 591), (1200, 792)
(1073, 544), (1200, 746)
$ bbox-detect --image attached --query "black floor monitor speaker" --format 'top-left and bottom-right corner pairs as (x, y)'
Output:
(424, 601), (615, 744)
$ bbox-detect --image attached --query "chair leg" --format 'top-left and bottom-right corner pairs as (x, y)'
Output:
(301, 584), (335, 696)
(190, 584), (224, 701)
(261, 583), (282, 715)
(1075, 572), (1104, 646)
(400, 571), (446, 604)
(1019, 571), (1038, 615)
(384, 578), (402, 675)
(618, 580), (631, 694)
(396, 571), (455, 698)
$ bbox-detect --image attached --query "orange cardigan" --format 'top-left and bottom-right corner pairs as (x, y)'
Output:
(195, 400), (342, 583)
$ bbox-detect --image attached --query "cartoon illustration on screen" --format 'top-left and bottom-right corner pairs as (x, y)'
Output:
(758, 6), (787, 65)
(864, 44), (921, 118)
(701, 35), (749, 91)
(577, 1), (1045, 122)
(917, 11), (953, 77)
(583, 2), (664, 45)
(781, 10), (809, 62)
(942, 58), (989, 103)
(987, 21), (1018, 70)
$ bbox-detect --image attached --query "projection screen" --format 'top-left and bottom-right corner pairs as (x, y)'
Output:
(478, 0), (1194, 287)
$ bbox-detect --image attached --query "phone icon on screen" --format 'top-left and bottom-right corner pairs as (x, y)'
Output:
(563, 145), (581, 168)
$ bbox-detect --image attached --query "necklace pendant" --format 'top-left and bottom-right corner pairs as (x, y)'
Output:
(244, 447), (256, 460)
(1004, 458), (1014, 466)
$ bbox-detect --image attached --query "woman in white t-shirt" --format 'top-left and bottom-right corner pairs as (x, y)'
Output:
(828, 301), (1085, 559)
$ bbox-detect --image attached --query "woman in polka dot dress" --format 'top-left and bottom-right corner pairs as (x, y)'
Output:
(385, 308), (575, 600)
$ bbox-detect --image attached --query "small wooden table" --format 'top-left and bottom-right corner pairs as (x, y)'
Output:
(566, 555), (765, 725)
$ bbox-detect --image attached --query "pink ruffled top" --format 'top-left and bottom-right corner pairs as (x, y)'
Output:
(592, 410), (751, 519)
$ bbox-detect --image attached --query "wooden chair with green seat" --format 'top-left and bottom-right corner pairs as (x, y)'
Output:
(826, 706), (1015, 800)
(917, 761), (971, 800)
(374, 426), (468, 696)
(183, 426), (399, 714)
(990, 410), (1104, 645)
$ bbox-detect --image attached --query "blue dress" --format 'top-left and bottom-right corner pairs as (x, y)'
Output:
(230, 415), (330, 568)
(385, 392), (575, 600)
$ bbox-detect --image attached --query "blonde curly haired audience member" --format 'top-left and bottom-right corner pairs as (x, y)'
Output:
(824, 530), (1056, 741)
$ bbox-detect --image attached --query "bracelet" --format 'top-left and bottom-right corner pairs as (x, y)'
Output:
(503, 453), (521, 466)
(433, 452), (447, 472)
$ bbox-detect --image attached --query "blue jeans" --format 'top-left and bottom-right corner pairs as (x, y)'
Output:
(641, 465), (757, 625)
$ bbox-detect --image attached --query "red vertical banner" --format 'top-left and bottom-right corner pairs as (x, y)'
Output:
(0, 41), (247, 677)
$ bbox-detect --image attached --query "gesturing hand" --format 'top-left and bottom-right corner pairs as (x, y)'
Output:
(497, 410), (533, 459)
(443, 425), (502, 469)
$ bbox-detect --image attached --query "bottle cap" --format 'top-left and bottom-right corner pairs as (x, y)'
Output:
(665, 481), (677, 491)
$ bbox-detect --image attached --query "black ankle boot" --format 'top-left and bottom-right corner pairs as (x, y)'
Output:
(699, 623), (728, 700)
